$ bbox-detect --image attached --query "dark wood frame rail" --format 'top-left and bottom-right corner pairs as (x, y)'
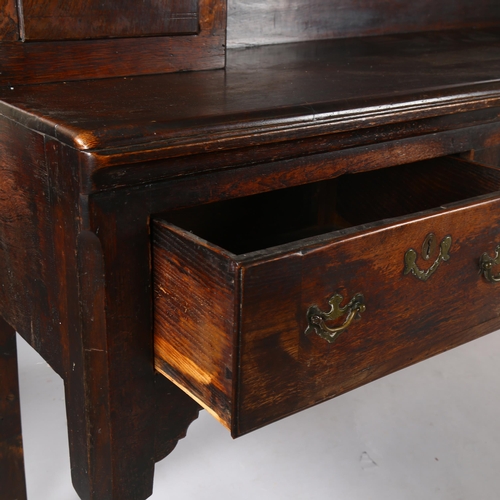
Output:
(2, 1), (500, 499)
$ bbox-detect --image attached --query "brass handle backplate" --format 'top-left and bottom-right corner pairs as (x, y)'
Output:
(305, 293), (365, 344)
(479, 244), (500, 283)
(404, 234), (452, 282)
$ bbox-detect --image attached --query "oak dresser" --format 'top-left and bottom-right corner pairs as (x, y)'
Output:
(2, 1), (500, 498)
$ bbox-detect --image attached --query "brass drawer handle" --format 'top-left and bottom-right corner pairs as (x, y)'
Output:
(305, 293), (365, 344)
(479, 244), (500, 283)
(404, 234), (452, 282)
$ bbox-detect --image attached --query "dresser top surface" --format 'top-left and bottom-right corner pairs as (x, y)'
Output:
(1, 28), (500, 157)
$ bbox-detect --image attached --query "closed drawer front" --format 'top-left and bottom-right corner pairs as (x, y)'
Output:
(153, 156), (500, 437)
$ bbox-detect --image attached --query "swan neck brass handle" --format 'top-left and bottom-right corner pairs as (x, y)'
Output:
(404, 234), (452, 282)
(479, 244), (500, 283)
(305, 293), (365, 344)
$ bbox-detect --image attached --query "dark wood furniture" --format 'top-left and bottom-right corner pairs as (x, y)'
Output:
(2, 1), (500, 498)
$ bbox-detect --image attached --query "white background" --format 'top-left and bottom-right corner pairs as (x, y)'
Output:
(17, 330), (500, 500)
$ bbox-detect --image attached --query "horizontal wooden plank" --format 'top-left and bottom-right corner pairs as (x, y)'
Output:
(19, 0), (199, 41)
(82, 107), (500, 192)
(227, 0), (500, 47)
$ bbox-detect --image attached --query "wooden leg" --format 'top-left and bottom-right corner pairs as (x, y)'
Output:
(65, 231), (157, 500)
(0, 317), (28, 500)
(61, 230), (202, 500)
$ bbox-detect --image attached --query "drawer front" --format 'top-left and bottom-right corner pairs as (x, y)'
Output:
(154, 158), (500, 437)
(236, 197), (500, 435)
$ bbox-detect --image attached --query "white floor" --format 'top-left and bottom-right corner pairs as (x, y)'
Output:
(16, 330), (500, 500)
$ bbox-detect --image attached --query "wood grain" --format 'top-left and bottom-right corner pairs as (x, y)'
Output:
(227, 0), (500, 47)
(465, 146), (500, 169)
(69, 231), (114, 499)
(85, 185), (206, 497)
(19, 0), (199, 41)
(237, 185), (500, 434)
(0, 317), (27, 500)
(0, 6), (500, 496)
(0, 119), (71, 375)
(84, 108), (500, 193)
(153, 157), (500, 436)
(0, 0), (19, 40)
(154, 373), (202, 461)
(0, 0), (225, 84)
(154, 222), (238, 428)
(1, 29), (499, 161)
(0, 122), (196, 498)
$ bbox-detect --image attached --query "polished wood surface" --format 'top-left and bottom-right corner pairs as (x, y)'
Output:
(153, 157), (500, 435)
(1, 28), (500, 195)
(2, 29), (500, 156)
(236, 163), (500, 434)
(19, 0), (199, 41)
(227, 0), (500, 47)
(0, 0), (18, 40)
(1, 1), (500, 498)
(0, 118), (70, 376)
(0, 0), (226, 84)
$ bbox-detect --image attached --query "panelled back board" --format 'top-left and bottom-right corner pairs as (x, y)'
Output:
(0, 0), (18, 40)
(18, 0), (200, 41)
(2, 0), (500, 82)
(0, 0), (226, 84)
(227, 0), (500, 47)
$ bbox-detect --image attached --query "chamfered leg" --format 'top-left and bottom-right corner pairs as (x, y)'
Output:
(65, 225), (201, 499)
(65, 231), (157, 500)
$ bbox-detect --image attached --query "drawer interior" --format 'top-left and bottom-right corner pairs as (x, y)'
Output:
(162, 156), (500, 254)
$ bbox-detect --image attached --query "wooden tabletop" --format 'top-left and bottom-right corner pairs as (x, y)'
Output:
(1, 28), (500, 194)
(1, 29), (499, 152)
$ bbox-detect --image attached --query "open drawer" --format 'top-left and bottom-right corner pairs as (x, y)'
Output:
(153, 156), (500, 437)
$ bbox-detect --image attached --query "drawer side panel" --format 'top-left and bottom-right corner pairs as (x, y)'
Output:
(153, 222), (238, 429)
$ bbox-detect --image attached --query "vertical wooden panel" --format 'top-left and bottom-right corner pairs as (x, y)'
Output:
(0, 118), (68, 373)
(0, 0), (19, 40)
(68, 231), (113, 499)
(88, 181), (225, 470)
(153, 221), (238, 429)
